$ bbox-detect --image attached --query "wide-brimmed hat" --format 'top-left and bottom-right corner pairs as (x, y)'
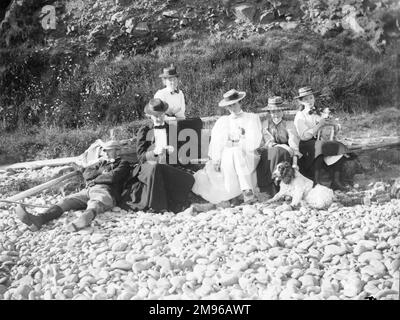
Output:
(294, 86), (318, 99)
(218, 89), (246, 107)
(159, 65), (179, 78)
(262, 96), (285, 111)
(103, 140), (121, 150)
(144, 98), (169, 116)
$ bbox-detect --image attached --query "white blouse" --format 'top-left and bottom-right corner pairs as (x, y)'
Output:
(154, 87), (186, 119)
(294, 109), (322, 141)
(208, 112), (262, 162)
(153, 127), (168, 154)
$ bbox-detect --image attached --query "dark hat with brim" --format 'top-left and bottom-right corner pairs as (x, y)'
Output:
(262, 96), (285, 111)
(159, 65), (179, 78)
(218, 89), (246, 107)
(294, 86), (319, 99)
(103, 140), (121, 150)
(144, 98), (169, 116)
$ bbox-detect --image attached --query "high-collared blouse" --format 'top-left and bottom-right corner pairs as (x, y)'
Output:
(154, 87), (186, 119)
(294, 109), (322, 141)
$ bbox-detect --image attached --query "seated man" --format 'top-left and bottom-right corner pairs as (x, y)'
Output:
(256, 96), (301, 196)
(125, 98), (195, 213)
(192, 89), (262, 204)
(15, 140), (131, 231)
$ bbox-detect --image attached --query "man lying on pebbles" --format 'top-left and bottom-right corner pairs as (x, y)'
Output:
(15, 141), (131, 232)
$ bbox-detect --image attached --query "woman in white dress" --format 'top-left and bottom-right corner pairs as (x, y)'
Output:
(192, 89), (262, 204)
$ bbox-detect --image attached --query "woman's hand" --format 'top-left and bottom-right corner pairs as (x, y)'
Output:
(154, 147), (165, 156)
(213, 159), (221, 172)
(333, 122), (341, 134)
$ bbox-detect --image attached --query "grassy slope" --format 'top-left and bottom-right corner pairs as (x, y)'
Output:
(0, 30), (399, 164)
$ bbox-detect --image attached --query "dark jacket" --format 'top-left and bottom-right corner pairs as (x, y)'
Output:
(82, 157), (131, 204)
(133, 118), (203, 175)
(123, 121), (196, 212)
(132, 122), (172, 177)
(136, 122), (169, 162)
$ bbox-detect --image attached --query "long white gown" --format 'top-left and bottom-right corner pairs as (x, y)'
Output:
(192, 112), (262, 204)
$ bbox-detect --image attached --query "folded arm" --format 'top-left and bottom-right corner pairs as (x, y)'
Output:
(93, 160), (131, 185)
(82, 162), (103, 181)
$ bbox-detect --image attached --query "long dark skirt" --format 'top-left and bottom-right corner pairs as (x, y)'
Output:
(128, 162), (195, 213)
(298, 138), (348, 177)
(256, 146), (291, 195)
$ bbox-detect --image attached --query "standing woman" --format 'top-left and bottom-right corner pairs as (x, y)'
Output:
(192, 89), (262, 204)
(256, 96), (302, 195)
(126, 98), (194, 213)
(154, 64), (186, 120)
(293, 87), (348, 190)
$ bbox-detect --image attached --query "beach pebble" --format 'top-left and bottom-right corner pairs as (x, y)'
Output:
(111, 242), (128, 252)
(358, 251), (384, 264)
(0, 169), (399, 300)
(110, 260), (132, 271)
(343, 276), (363, 297)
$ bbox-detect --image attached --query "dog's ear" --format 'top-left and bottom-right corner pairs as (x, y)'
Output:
(281, 164), (295, 184)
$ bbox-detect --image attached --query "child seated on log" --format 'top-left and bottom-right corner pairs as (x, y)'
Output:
(15, 141), (131, 231)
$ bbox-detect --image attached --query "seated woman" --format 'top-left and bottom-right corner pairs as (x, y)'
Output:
(256, 96), (302, 196)
(293, 87), (348, 190)
(126, 98), (195, 213)
(192, 89), (262, 204)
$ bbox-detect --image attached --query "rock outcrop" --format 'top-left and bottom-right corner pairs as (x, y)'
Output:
(0, 0), (399, 54)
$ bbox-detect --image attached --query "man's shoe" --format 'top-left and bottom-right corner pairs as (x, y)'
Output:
(216, 201), (231, 209)
(68, 209), (95, 231)
(192, 202), (216, 212)
(15, 205), (43, 230)
(243, 189), (256, 204)
(257, 192), (271, 202)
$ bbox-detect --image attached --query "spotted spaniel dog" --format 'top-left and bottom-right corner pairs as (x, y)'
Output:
(267, 161), (335, 209)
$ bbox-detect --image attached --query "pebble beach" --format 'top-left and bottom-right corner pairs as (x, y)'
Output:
(0, 167), (399, 300)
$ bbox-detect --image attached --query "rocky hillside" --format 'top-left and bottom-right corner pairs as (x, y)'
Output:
(1, 0), (399, 55)
(0, 0), (399, 158)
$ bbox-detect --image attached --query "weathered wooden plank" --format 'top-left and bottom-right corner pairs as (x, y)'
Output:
(5, 171), (80, 202)
(1, 110), (398, 171)
(347, 140), (400, 153)
(0, 199), (50, 208)
(3, 156), (80, 171)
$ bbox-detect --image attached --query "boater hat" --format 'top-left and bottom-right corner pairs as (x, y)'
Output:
(103, 140), (121, 150)
(294, 86), (319, 99)
(159, 65), (179, 78)
(262, 96), (285, 111)
(218, 89), (246, 107)
(144, 98), (169, 116)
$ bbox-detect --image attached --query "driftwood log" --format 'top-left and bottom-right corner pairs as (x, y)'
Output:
(0, 199), (50, 208)
(1, 110), (399, 170)
(5, 171), (81, 202)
